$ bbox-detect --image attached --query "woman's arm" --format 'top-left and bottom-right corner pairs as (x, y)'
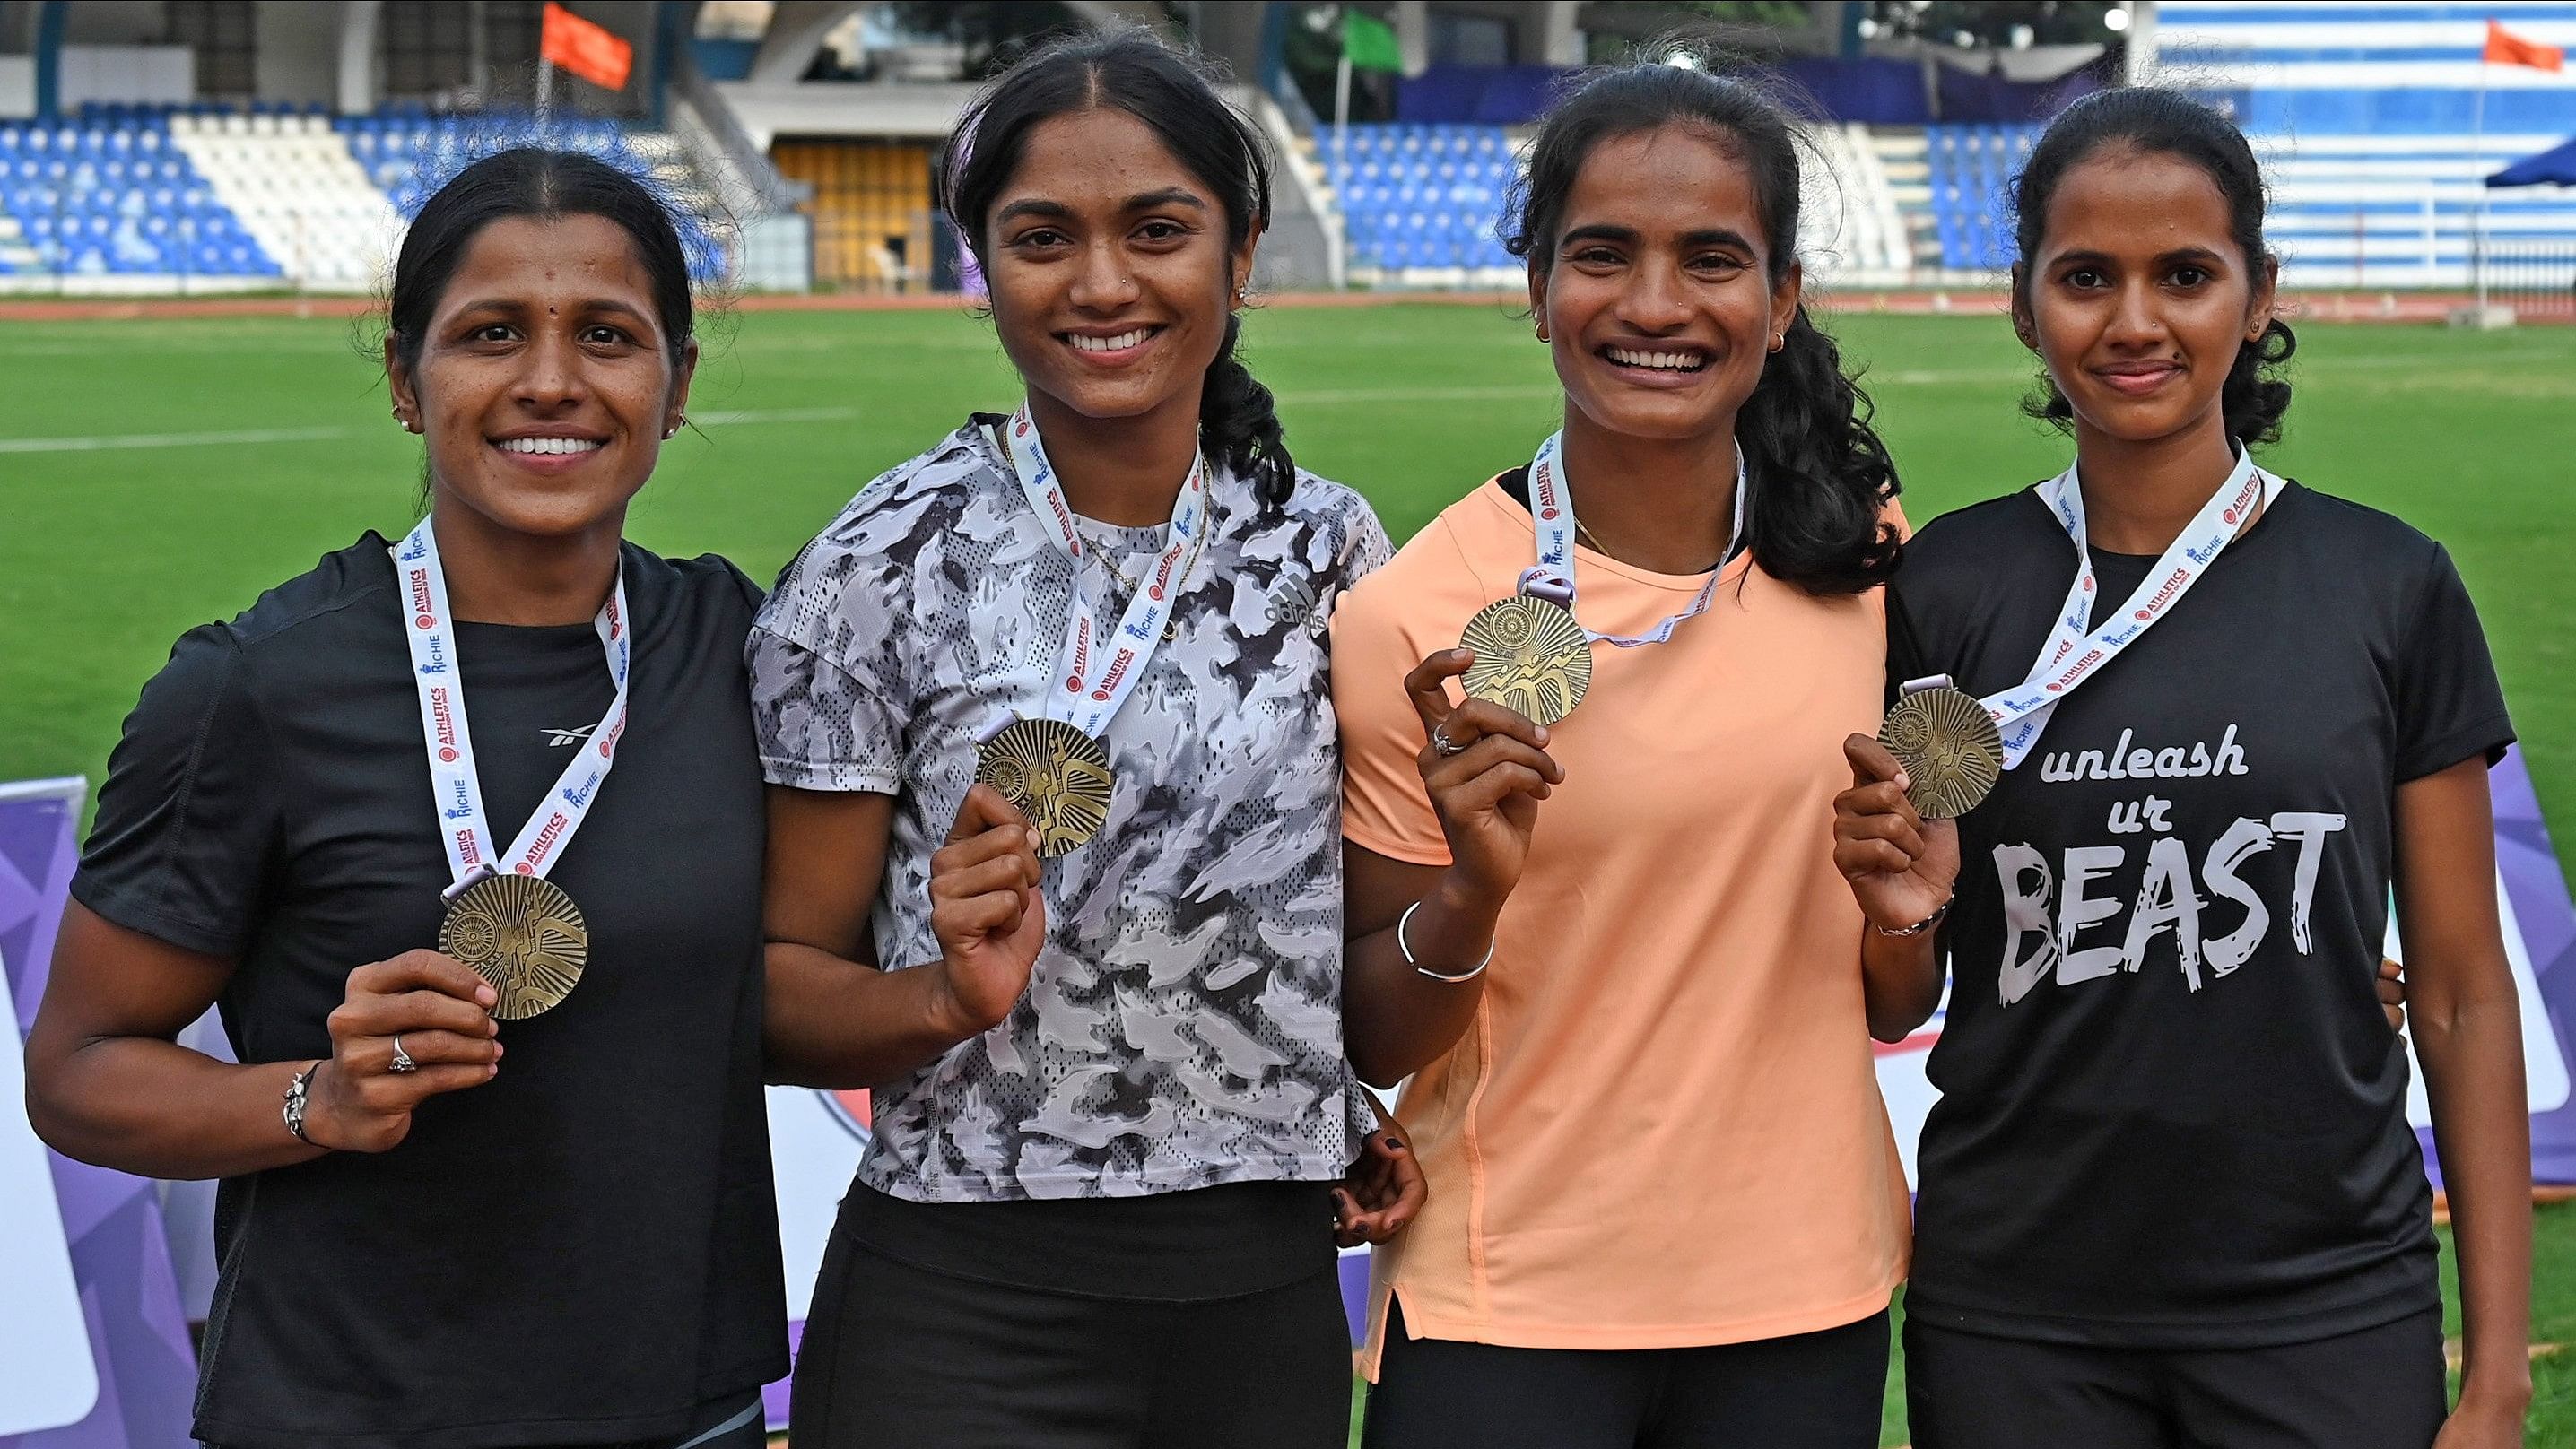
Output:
(761, 783), (1046, 1089)
(2396, 758), (2531, 1444)
(1343, 845), (1502, 1089)
(27, 904), (501, 1178)
(1835, 735), (1958, 1041)
(1341, 650), (1560, 1089)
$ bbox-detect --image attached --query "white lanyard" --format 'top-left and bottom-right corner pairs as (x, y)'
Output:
(391, 519), (631, 891)
(995, 402), (1207, 738)
(1984, 448), (2279, 768)
(1523, 429), (1749, 647)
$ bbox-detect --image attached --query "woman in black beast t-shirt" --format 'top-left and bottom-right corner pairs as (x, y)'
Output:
(24, 151), (785, 1449)
(1834, 91), (2531, 1449)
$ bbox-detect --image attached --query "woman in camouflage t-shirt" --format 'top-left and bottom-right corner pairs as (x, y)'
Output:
(747, 33), (1417, 1449)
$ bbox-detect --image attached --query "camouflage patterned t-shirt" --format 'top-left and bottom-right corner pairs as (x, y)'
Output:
(749, 420), (1393, 1202)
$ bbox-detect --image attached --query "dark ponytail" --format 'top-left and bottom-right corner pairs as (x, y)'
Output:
(937, 30), (1295, 506)
(1199, 312), (1289, 501)
(2011, 88), (2295, 447)
(1504, 61), (1900, 595)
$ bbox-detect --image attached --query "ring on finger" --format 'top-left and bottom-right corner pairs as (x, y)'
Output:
(389, 1036), (418, 1074)
(1430, 725), (1466, 758)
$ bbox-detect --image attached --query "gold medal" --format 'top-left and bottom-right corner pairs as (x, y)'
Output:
(1880, 686), (2005, 820)
(439, 873), (589, 1020)
(1460, 594), (1592, 726)
(976, 717), (1115, 857)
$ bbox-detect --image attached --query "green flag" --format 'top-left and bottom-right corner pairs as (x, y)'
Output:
(1343, 10), (1404, 74)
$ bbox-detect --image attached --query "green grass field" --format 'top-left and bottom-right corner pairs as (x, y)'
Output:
(4, 304), (2573, 1444)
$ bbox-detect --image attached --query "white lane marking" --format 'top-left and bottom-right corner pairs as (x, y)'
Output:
(0, 408), (860, 455)
(686, 407), (859, 425)
(1278, 384), (1560, 404)
(0, 426), (350, 454)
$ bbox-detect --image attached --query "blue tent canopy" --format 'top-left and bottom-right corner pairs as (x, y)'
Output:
(2488, 135), (2576, 188)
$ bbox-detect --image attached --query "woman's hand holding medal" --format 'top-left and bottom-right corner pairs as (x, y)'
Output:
(926, 784), (1049, 1037)
(306, 950), (502, 1152)
(1835, 735), (1962, 933)
(1408, 648), (1564, 907)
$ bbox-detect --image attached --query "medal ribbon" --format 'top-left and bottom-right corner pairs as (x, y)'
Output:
(1523, 429), (1750, 648)
(391, 519), (631, 892)
(995, 401), (1207, 738)
(1983, 448), (2278, 769)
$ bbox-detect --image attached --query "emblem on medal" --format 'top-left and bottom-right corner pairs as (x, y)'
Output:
(1879, 685), (2004, 820)
(977, 717), (1115, 857)
(439, 873), (590, 1020)
(1460, 594), (1592, 726)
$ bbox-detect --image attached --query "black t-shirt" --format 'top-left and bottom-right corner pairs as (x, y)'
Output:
(73, 534), (788, 1449)
(1889, 482), (2513, 1349)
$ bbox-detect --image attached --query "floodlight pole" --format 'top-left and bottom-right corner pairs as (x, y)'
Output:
(1334, 50), (1352, 173)
(2471, 60), (2488, 310)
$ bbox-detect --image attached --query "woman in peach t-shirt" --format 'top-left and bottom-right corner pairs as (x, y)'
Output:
(1330, 64), (1925, 1448)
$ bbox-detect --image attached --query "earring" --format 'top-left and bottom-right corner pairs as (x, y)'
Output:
(1769, 332), (1784, 352)
(1536, 325), (1550, 343)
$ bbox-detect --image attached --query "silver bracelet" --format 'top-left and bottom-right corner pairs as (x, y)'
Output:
(1875, 900), (1952, 939)
(283, 1061), (322, 1145)
(1398, 899), (1495, 983)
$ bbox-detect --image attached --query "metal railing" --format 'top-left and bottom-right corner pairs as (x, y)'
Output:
(2481, 239), (2576, 321)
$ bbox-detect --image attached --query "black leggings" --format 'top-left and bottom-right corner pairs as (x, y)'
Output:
(1903, 1307), (2448, 1449)
(788, 1236), (1351, 1449)
(1362, 1300), (1890, 1449)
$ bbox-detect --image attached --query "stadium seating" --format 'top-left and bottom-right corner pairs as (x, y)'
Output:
(173, 111), (393, 290)
(1921, 124), (2036, 273)
(0, 116), (277, 282)
(1320, 123), (1521, 280)
(0, 103), (729, 293)
(1801, 122), (1915, 280)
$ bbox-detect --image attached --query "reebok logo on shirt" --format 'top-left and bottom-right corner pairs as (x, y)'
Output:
(544, 725), (597, 749)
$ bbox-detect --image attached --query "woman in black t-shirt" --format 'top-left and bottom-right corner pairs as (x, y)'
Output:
(1834, 91), (2533, 1449)
(25, 152), (785, 1449)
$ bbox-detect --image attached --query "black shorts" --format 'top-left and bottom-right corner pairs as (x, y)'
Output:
(1362, 1300), (1890, 1449)
(1903, 1307), (2448, 1449)
(788, 1235), (1351, 1449)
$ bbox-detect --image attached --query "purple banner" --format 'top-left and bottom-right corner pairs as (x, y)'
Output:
(2458, 748), (2576, 1184)
(0, 781), (197, 1449)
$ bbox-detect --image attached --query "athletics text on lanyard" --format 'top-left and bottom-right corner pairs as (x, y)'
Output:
(391, 519), (631, 891)
(1984, 448), (2278, 769)
(996, 401), (1207, 737)
(1522, 429), (1750, 647)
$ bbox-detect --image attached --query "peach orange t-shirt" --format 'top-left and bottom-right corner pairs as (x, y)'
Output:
(1334, 476), (1911, 1373)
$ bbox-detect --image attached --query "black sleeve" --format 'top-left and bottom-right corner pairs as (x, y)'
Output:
(2391, 542), (2514, 782)
(1884, 577), (1930, 712)
(69, 626), (282, 957)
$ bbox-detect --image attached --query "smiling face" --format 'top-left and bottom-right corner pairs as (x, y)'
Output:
(1529, 124), (1799, 447)
(981, 107), (1255, 427)
(2014, 147), (2276, 449)
(387, 212), (694, 541)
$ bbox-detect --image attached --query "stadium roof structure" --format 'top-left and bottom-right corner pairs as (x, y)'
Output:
(2489, 134), (2576, 188)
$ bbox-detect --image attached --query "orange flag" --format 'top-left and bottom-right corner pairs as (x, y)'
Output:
(2484, 18), (2565, 73)
(541, 2), (633, 91)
